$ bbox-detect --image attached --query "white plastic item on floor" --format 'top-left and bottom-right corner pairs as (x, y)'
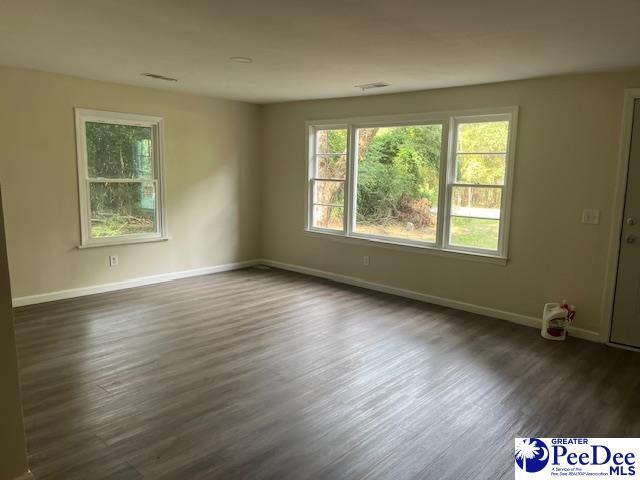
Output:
(541, 302), (571, 341)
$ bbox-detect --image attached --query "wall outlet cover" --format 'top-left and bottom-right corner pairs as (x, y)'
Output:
(581, 208), (600, 225)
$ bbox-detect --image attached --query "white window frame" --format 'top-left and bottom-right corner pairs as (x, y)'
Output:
(305, 107), (518, 261)
(307, 123), (350, 235)
(75, 108), (168, 248)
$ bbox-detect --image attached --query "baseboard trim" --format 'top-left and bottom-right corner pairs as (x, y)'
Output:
(12, 256), (602, 343)
(12, 259), (260, 307)
(260, 259), (602, 343)
(12, 471), (34, 480)
(606, 341), (640, 353)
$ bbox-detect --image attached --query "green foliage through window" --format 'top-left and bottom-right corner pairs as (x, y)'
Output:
(308, 115), (512, 253)
(312, 129), (347, 229)
(85, 122), (157, 238)
(355, 125), (442, 242)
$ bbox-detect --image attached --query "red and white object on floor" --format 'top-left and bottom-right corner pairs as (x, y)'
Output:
(541, 301), (576, 341)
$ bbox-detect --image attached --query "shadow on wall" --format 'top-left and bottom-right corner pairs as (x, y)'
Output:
(169, 158), (242, 266)
(0, 186), (30, 480)
(165, 107), (260, 269)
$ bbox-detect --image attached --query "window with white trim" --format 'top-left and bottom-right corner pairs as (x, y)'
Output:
(306, 109), (517, 258)
(309, 127), (348, 231)
(75, 109), (167, 247)
(447, 116), (510, 253)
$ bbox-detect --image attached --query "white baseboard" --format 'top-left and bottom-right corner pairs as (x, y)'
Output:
(606, 341), (640, 353)
(12, 259), (260, 307)
(259, 259), (602, 343)
(11, 256), (602, 344)
(12, 471), (34, 480)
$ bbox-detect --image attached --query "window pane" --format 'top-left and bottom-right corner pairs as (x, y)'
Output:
(86, 122), (153, 179)
(313, 180), (344, 206)
(316, 154), (346, 179)
(455, 154), (505, 185)
(450, 217), (499, 250)
(90, 182), (156, 238)
(451, 186), (502, 219)
(355, 124), (442, 243)
(312, 205), (343, 230)
(316, 129), (347, 154)
(456, 121), (509, 153)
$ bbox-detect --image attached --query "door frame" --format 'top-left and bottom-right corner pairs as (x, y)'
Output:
(602, 88), (640, 349)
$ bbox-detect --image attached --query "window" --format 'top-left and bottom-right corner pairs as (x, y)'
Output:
(354, 124), (443, 244)
(306, 109), (517, 259)
(447, 117), (509, 252)
(309, 127), (348, 231)
(75, 109), (167, 247)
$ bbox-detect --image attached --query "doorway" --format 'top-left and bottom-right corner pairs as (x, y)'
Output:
(611, 98), (640, 348)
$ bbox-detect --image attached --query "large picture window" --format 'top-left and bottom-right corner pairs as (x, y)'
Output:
(75, 109), (167, 247)
(354, 124), (443, 244)
(306, 108), (517, 259)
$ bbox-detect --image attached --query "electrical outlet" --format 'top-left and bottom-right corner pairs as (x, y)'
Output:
(109, 255), (119, 267)
(581, 208), (600, 225)
(363, 255), (370, 266)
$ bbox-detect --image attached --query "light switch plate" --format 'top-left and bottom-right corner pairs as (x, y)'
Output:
(581, 208), (600, 225)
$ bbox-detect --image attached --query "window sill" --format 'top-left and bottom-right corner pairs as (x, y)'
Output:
(77, 236), (169, 249)
(304, 229), (508, 265)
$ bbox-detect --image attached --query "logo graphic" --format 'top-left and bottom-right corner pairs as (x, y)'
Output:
(515, 438), (550, 473)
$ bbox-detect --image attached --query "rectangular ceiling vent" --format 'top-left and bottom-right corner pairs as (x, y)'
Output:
(355, 82), (390, 91)
(141, 73), (178, 82)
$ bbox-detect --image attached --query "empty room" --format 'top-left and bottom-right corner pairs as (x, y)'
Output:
(2, 1), (640, 479)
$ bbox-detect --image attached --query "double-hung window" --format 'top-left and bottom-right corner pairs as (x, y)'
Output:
(75, 109), (167, 247)
(447, 115), (511, 253)
(306, 108), (517, 259)
(309, 127), (348, 231)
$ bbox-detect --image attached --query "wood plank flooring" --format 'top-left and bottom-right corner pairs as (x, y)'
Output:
(13, 266), (640, 480)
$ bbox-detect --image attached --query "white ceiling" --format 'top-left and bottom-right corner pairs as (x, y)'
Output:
(1, 0), (640, 104)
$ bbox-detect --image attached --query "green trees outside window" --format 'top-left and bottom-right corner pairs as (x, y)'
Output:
(308, 113), (513, 254)
(85, 122), (156, 238)
(355, 125), (442, 243)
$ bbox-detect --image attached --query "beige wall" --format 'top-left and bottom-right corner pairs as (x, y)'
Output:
(260, 71), (640, 334)
(0, 67), (260, 299)
(0, 189), (29, 480)
(2, 66), (639, 336)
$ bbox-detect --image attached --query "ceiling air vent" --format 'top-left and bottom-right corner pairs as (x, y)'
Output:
(141, 73), (178, 82)
(355, 82), (390, 91)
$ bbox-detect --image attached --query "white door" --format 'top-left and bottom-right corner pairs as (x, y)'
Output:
(611, 99), (640, 348)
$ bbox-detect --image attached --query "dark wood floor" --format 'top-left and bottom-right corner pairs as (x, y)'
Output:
(13, 267), (640, 480)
